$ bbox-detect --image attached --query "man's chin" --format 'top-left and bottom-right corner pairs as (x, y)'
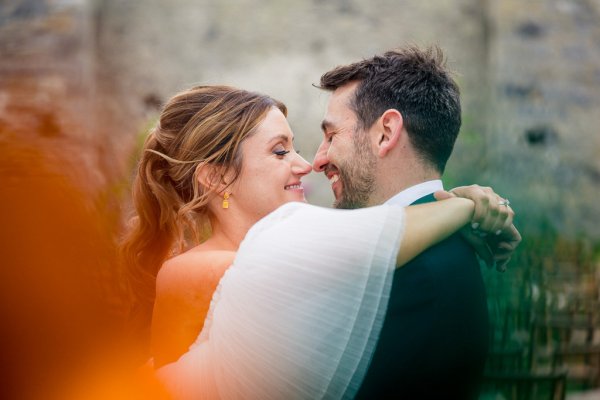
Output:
(333, 197), (364, 210)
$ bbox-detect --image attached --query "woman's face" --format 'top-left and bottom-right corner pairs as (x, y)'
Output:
(228, 107), (312, 220)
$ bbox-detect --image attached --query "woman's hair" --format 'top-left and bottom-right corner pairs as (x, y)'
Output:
(120, 85), (286, 338)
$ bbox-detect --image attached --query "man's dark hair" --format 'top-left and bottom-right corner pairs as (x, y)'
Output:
(319, 45), (461, 173)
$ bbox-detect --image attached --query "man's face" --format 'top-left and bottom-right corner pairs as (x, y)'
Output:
(313, 82), (377, 209)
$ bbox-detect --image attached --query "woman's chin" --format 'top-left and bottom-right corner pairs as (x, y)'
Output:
(283, 191), (307, 203)
(292, 195), (308, 203)
(279, 196), (307, 208)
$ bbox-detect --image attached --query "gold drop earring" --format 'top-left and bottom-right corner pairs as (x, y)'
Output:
(222, 192), (230, 209)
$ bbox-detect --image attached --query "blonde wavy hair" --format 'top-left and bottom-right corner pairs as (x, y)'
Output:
(120, 85), (286, 336)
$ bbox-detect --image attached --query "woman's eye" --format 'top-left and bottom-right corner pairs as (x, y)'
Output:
(274, 149), (290, 156)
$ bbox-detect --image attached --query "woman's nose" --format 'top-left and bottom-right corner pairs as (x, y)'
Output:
(292, 153), (312, 176)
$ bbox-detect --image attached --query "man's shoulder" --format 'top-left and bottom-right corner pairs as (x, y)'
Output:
(402, 191), (479, 273)
(407, 192), (477, 264)
(409, 193), (436, 206)
(405, 231), (478, 271)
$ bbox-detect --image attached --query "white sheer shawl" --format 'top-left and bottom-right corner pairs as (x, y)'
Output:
(157, 202), (405, 399)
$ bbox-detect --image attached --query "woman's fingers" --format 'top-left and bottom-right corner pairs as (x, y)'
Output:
(483, 198), (514, 234)
(495, 205), (515, 236)
(433, 190), (455, 201)
(449, 185), (505, 232)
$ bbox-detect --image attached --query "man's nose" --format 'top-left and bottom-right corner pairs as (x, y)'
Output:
(312, 142), (329, 173)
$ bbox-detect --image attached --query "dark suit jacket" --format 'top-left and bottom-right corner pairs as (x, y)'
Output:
(355, 194), (489, 400)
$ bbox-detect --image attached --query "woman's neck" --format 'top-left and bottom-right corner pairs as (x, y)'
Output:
(205, 209), (257, 252)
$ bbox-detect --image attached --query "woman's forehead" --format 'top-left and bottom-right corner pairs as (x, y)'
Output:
(252, 108), (294, 143)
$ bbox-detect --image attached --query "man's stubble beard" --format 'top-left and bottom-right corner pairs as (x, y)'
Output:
(334, 129), (377, 210)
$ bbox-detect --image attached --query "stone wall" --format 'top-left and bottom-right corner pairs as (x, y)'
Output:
(2, 0), (600, 233)
(2, 0), (599, 397)
(95, 0), (600, 238)
(485, 0), (600, 237)
(93, 0), (492, 206)
(0, 0), (600, 231)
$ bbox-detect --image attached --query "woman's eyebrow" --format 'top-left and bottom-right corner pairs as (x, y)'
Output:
(267, 134), (292, 144)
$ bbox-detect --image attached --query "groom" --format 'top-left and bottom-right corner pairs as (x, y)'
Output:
(313, 46), (519, 399)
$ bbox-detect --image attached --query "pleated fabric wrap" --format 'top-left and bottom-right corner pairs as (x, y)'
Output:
(157, 202), (405, 399)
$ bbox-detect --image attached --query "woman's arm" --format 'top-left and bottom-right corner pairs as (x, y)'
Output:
(396, 197), (474, 267)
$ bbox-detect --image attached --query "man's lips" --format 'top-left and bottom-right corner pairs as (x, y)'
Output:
(325, 167), (340, 184)
(327, 173), (341, 199)
(324, 167), (342, 198)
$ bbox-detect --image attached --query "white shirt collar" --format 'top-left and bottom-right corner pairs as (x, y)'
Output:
(384, 180), (444, 206)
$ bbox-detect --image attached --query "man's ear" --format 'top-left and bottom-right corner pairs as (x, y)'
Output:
(195, 162), (229, 194)
(375, 109), (403, 158)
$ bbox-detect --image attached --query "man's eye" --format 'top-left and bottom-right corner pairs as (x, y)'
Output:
(274, 150), (290, 156)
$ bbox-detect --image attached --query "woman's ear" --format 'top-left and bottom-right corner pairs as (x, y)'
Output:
(375, 109), (404, 158)
(195, 162), (227, 194)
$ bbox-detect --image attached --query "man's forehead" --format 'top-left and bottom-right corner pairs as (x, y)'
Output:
(332, 81), (359, 101)
(321, 97), (339, 131)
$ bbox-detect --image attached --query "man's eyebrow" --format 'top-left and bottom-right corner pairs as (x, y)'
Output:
(321, 119), (333, 132)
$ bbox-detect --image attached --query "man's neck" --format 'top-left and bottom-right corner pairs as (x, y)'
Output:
(369, 171), (441, 206)
(368, 143), (442, 206)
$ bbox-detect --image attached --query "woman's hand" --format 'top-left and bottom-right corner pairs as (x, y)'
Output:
(434, 185), (521, 272)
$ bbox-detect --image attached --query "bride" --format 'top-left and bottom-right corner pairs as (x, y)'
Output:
(121, 85), (513, 399)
